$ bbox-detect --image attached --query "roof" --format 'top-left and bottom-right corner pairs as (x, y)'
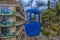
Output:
(26, 9), (40, 14)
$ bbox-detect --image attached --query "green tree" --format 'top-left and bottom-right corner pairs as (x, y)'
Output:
(48, 0), (50, 9)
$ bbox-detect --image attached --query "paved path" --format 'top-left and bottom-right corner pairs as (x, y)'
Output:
(20, 32), (48, 40)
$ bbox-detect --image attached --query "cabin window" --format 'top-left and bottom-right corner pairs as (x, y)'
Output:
(32, 13), (38, 22)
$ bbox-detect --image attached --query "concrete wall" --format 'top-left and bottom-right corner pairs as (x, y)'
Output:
(8, 16), (16, 22)
(10, 7), (16, 11)
(0, 0), (15, 4)
(1, 37), (16, 40)
(9, 27), (16, 33)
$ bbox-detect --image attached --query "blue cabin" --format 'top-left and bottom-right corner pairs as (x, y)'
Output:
(25, 9), (41, 36)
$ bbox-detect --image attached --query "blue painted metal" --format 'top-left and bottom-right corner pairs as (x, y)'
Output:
(25, 9), (41, 36)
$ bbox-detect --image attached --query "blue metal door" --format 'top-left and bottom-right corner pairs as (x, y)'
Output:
(25, 9), (41, 36)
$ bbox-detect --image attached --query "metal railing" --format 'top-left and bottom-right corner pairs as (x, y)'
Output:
(0, 10), (16, 15)
(0, 22), (15, 27)
(0, 32), (15, 38)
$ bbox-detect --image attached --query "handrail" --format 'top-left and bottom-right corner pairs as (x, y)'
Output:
(0, 10), (16, 15)
(0, 32), (15, 38)
(0, 22), (15, 26)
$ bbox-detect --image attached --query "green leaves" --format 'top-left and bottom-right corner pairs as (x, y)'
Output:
(41, 29), (51, 36)
(41, 3), (60, 36)
(58, 4), (60, 10)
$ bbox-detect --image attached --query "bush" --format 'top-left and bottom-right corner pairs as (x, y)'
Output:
(41, 29), (51, 36)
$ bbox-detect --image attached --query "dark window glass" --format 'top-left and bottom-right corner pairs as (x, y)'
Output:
(32, 13), (38, 22)
(16, 6), (21, 12)
(1, 16), (9, 25)
(1, 27), (9, 35)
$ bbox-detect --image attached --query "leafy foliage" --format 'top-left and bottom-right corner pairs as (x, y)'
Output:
(41, 29), (51, 36)
(41, 2), (60, 36)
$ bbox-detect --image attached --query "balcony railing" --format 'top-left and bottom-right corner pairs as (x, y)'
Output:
(0, 22), (15, 27)
(0, 32), (15, 38)
(0, 10), (16, 15)
(16, 20), (24, 26)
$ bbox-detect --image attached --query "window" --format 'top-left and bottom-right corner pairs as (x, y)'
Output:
(0, 16), (2, 23)
(1, 6), (10, 14)
(16, 26), (20, 31)
(32, 13), (35, 22)
(16, 6), (21, 12)
(1, 16), (9, 25)
(32, 13), (38, 22)
(1, 27), (9, 35)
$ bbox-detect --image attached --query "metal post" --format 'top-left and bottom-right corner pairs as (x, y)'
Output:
(34, 14), (36, 21)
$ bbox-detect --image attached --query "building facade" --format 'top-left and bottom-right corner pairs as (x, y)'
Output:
(0, 0), (24, 40)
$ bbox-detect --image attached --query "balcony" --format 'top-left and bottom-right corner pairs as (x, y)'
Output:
(16, 12), (24, 19)
(0, 10), (16, 16)
(0, 22), (16, 27)
(16, 20), (24, 26)
(0, 32), (15, 38)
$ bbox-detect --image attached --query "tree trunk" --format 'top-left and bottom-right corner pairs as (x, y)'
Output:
(48, 0), (50, 10)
